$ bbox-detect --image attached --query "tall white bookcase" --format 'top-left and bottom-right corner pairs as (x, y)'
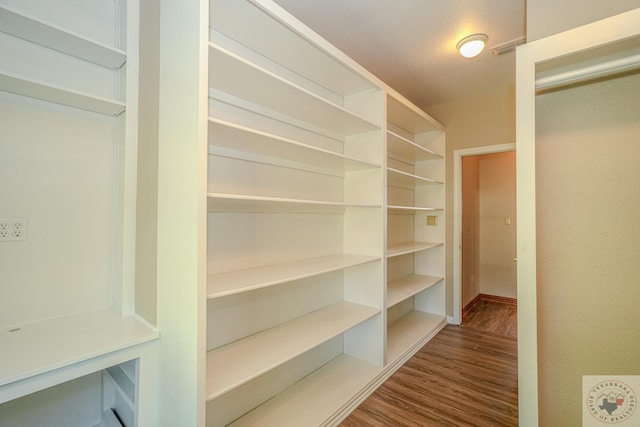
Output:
(157, 0), (447, 425)
(385, 94), (447, 371)
(206, 1), (384, 425)
(0, 1), (158, 426)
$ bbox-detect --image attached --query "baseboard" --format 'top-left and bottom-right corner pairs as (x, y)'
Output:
(463, 293), (517, 319)
(462, 294), (482, 316)
(479, 293), (517, 305)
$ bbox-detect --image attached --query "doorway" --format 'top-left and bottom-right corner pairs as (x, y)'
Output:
(452, 143), (515, 324)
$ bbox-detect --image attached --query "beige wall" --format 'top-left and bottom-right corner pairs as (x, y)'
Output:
(536, 72), (640, 424)
(426, 87), (516, 315)
(478, 152), (516, 299)
(461, 152), (517, 305)
(461, 156), (479, 308)
(527, 0), (640, 41)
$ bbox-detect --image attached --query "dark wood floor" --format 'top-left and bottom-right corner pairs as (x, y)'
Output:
(340, 302), (518, 426)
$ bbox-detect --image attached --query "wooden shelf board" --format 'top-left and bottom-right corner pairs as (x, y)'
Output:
(0, 6), (126, 69)
(387, 241), (443, 258)
(0, 309), (158, 387)
(387, 130), (442, 163)
(0, 72), (125, 116)
(387, 274), (444, 308)
(205, 302), (380, 400)
(208, 118), (380, 173)
(208, 254), (380, 298)
(207, 193), (380, 213)
(387, 167), (443, 188)
(228, 354), (381, 427)
(209, 43), (379, 136)
(386, 310), (446, 365)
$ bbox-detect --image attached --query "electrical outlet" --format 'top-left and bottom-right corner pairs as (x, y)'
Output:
(0, 218), (27, 242)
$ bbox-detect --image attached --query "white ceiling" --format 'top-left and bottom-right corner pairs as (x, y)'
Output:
(272, 0), (526, 108)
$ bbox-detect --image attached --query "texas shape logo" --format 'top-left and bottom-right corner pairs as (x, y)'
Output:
(586, 379), (637, 424)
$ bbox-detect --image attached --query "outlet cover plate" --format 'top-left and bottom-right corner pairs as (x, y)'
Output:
(0, 218), (28, 242)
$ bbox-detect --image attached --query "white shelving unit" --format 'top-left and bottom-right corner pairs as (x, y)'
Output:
(0, 1), (157, 426)
(385, 92), (447, 369)
(156, 0), (447, 425)
(0, 5), (126, 115)
(205, 1), (384, 425)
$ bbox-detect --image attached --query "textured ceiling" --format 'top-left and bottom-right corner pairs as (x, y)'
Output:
(272, 0), (526, 108)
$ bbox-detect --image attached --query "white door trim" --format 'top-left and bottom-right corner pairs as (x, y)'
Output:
(451, 143), (515, 325)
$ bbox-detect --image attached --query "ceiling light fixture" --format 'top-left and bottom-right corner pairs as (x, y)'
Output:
(457, 34), (488, 58)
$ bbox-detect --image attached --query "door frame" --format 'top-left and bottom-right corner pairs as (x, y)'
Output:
(451, 143), (515, 325)
(516, 10), (640, 424)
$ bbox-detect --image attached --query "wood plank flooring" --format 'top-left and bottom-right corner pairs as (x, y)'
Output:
(463, 300), (517, 338)
(340, 302), (518, 426)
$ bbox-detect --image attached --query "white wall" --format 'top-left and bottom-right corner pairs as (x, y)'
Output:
(478, 152), (516, 299)
(135, 0), (161, 325)
(527, 0), (640, 41)
(0, 93), (116, 328)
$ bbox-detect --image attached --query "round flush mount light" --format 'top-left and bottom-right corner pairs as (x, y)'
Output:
(456, 34), (488, 58)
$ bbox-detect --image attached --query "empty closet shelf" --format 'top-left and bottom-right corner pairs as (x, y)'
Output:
(205, 301), (380, 400)
(207, 254), (380, 298)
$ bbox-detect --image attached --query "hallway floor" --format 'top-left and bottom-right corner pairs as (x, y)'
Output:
(340, 302), (518, 426)
(463, 300), (517, 338)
